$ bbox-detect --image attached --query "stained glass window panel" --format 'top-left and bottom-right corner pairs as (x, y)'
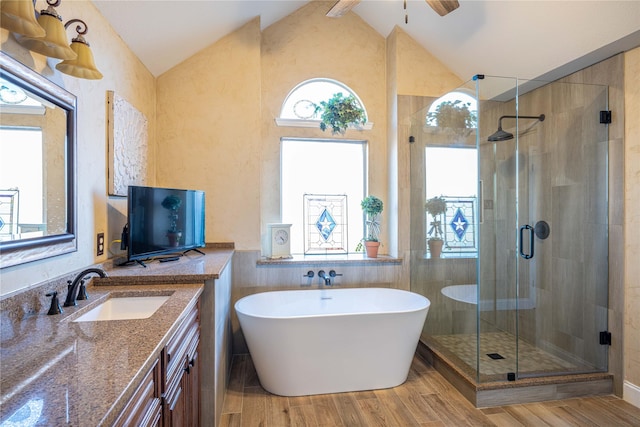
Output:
(281, 138), (365, 254)
(304, 194), (348, 254)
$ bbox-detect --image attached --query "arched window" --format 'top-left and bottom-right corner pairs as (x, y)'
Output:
(424, 90), (479, 259)
(276, 78), (371, 129)
(277, 78), (370, 255)
(426, 91), (477, 128)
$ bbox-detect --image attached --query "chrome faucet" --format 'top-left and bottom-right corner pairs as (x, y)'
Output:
(318, 270), (331, 286)
(63, 268), (108, 307)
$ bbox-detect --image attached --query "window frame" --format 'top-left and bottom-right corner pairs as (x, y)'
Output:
(280, 137), (368, 255)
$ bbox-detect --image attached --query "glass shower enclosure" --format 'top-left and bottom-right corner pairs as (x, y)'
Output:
(410, 75), (609, 383)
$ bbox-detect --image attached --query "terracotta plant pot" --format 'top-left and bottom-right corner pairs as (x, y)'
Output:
(364, 241), (380, 258)
(428, 239), (443, 258)
(167, 231), (182, 247)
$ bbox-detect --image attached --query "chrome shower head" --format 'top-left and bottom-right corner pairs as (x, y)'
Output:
(487, 114), (545, 142)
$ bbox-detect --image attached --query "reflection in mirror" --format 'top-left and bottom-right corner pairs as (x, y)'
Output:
(0, 52), (76, 268)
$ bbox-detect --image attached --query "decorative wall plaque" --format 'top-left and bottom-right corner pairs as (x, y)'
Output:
(107, 91), (148, 196)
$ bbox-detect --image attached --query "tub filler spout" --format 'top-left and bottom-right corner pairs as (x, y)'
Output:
(317, 270), (331, 286)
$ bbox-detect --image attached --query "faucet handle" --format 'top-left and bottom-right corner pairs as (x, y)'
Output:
(76, 279), (88, 301)
(46, 291), (63, 315)
(329, 270), (342, 277)
(303, 271), (314, 278)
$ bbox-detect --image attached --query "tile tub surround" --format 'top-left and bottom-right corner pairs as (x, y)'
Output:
(0, 246), (234, 426)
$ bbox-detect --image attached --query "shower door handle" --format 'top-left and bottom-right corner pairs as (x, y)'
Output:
(519, 225), (534, 259)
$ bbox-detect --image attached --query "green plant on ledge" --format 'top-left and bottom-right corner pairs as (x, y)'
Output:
(427, 100), (477, 129)
(319, 92), (366, 135)
(361, 195), (383, 241)
(355, 195), (384, 257)
(425, 196), (446, 241)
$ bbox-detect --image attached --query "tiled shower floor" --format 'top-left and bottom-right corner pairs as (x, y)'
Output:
(429, 331), (595, 382)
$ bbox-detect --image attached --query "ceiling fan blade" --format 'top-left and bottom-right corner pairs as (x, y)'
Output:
(425, 0), (460, 16)
(326, 0), (362, 18)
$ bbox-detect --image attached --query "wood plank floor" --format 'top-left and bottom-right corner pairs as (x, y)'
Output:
(220, 354), (640, 426)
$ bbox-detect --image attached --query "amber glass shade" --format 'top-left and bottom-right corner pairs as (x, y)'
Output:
(55, 38), (103, 80)
(0, 0), (46, 38)
(16, 9), (77, 60)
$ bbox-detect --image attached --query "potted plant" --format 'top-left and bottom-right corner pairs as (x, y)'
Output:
(426, 99), (477, 129)
(161, 195), (182, 247)
(319, 92), (366, 135)
(359, 195), (383, 258)
(425, 196), (447, 258)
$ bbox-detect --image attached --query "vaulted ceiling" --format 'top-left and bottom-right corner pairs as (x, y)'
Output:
(92, 0), (640, 81)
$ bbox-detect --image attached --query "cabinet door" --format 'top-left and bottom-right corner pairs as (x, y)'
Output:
(165, 347), (199, 427)
(163, 302), (200, 427)
(185, 347), (200, 426)
(114, 359), (162, 427)
(165, 382), (186, 427)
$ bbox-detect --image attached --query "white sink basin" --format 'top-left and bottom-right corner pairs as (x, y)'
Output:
(73, 296), (170, 322)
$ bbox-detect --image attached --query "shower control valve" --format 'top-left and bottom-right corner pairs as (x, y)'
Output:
(329, 270), (342, 277)
(303, 271), (314, 278)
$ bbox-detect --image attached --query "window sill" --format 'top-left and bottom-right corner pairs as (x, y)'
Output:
(257, 253), (402, 266)
(275, 118), (374, 131)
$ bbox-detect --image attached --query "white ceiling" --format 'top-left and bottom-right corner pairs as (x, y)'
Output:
(92, 0), (640, 81)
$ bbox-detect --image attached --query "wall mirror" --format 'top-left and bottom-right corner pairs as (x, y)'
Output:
(0, 52), (76, 268)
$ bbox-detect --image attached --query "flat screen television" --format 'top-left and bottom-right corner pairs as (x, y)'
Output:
(119, 185), (205, 266)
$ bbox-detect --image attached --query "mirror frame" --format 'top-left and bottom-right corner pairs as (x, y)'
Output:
(0, 52), (77, 268)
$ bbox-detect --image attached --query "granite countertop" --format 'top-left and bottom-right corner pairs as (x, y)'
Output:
(0, 247), (233, 426)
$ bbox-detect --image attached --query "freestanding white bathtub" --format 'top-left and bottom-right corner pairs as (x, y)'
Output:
(235, 287), (430, 396)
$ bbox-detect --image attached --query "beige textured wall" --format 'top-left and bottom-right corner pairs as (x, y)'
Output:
(386, 28), (400, 259)
(624, 46), (640, 395)
(0, 0), (156, 296)
(395, 27), (462, 97)
(156, 19), (262, 249)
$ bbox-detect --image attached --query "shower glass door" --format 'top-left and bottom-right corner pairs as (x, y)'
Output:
(478, 75), (610, 382)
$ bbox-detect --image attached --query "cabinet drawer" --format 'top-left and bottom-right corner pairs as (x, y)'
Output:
(164, 303), (200, 388)
(113, 359), (162, 427)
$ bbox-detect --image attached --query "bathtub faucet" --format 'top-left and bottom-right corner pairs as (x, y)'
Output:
(318, 270), (332, 286)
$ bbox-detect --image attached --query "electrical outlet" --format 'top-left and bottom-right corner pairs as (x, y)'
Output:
(97, 233), (105, 256)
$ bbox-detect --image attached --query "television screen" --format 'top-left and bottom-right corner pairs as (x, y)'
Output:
(126, 185), (205, 262)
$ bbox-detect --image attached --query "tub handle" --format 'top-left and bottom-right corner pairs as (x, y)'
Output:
(303, 271), (314, 278)
(329, 270), (342, 277)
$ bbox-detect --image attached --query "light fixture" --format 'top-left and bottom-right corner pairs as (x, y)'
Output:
(55, 19), (103, 80)
(15, 0), (76, 60)
(0, 0), (46, 38)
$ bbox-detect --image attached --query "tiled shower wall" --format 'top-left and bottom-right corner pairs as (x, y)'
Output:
(479, 78), (610, 369)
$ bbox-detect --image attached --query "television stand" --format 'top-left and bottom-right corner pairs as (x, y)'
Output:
(113, 257), (148, 268)
(183, 248), (205, 256)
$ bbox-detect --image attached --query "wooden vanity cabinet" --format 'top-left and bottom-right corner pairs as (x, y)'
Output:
(162, 302), (201, 427)
(114, 301), (201, 427)
(113, 359), (162, 427)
